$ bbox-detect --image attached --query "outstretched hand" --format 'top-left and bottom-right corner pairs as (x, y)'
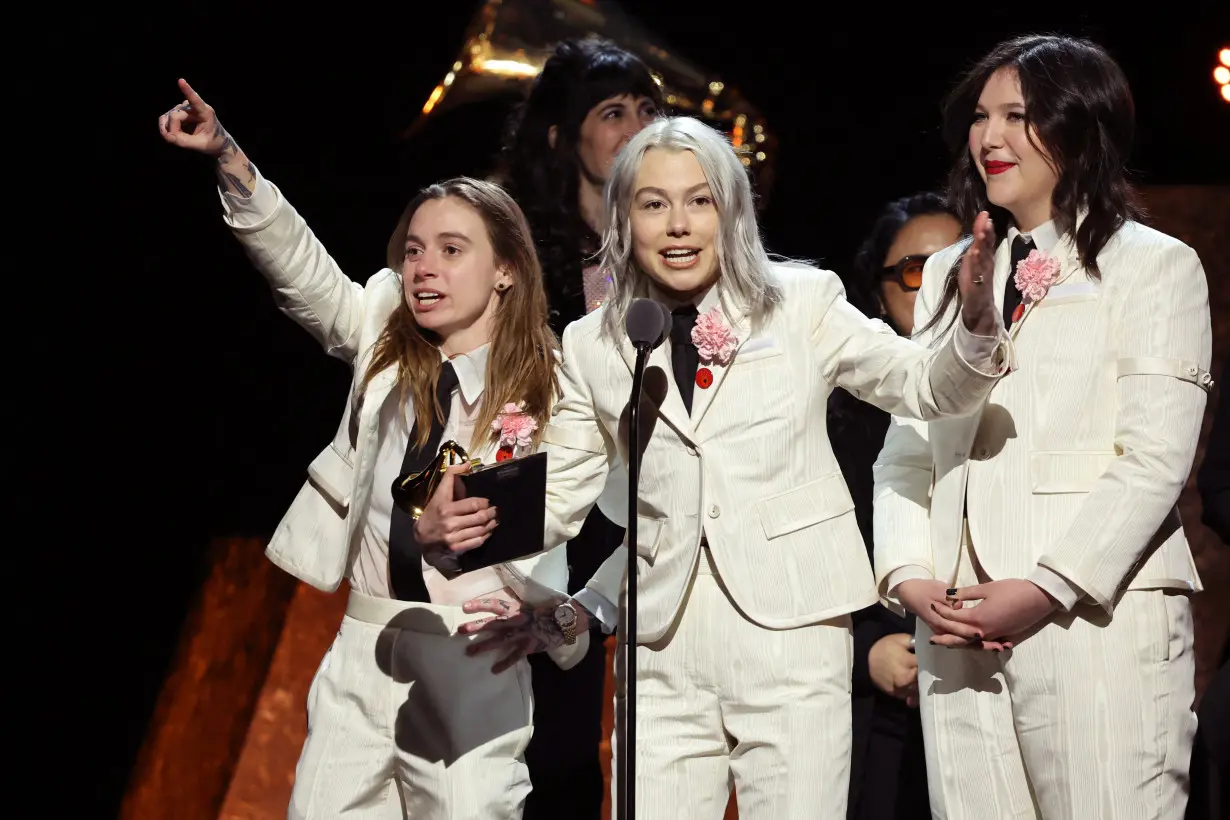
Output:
(957, 210), (1000, 336)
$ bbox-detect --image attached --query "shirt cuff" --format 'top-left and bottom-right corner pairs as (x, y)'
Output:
(573, 588), (618, 635)
(1027, 565), (1082, 612)
(952, 317), (1007, 377)
(216, 165), (278, 227)
(885, 564), (933, 604)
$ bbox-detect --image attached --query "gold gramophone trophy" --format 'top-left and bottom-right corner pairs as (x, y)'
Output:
(390, 440), (480, 521)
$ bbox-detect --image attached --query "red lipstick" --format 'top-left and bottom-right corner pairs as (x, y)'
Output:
(984, 160), (1015, 175)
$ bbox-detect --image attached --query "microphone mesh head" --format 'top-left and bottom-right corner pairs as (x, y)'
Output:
(625, 298), (667, 346)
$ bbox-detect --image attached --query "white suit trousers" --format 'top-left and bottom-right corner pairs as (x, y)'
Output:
(915, 538), (1196, 820)
(634, 548), (854, 819)
(290, 591), (534, 819)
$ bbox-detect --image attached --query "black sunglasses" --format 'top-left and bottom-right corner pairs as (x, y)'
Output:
(878, 254), (929, 292)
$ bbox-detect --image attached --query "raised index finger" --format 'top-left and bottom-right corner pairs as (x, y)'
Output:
(178, 78), (208, 109)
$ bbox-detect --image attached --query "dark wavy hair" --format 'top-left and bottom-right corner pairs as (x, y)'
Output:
(844, 191), (960, 334)
(919, 34), (1145, 337)
(493, 37), (663, 335)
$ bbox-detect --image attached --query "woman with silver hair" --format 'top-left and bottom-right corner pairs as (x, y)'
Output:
(417, 115), (1009, 817)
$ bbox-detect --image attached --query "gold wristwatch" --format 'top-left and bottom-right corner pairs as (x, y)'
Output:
(553, 601), (580, 645)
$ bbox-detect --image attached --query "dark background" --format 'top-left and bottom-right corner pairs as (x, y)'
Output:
(25, 4), (1227, 814)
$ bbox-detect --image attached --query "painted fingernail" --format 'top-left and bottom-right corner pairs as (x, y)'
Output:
(974, 633), (983, 641)
(929, 639), (937, 645)
(946, 588), (957, 596)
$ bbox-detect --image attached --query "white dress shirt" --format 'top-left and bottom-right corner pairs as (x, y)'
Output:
(885, 219), (1083, 611)
(356, 344), (505, 603)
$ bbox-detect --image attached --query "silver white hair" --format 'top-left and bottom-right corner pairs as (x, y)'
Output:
(597, 116), (784, 339)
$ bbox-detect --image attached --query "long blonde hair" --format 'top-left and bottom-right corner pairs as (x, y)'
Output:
(359, 178), (560, 450)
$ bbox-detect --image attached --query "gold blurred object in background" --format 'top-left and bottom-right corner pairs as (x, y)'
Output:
(405, 0), (777, 202)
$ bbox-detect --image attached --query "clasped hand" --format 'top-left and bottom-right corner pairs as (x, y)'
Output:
(897, 578), (1059, 651)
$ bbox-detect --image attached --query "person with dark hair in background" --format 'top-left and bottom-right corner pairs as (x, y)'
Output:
(831, 192), (963, 820)
(875, 35), (1213, 819)
(492, 36), (662, 819)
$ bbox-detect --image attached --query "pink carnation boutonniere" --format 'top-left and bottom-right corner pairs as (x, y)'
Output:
(1013, 249), (1062, 305)
(691, 307), (738, 366)
(491, 402), (538, 460)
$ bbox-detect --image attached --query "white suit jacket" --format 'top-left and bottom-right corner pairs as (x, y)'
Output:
(873, 220), (1213, 615)
(221, 178), (588, 669)
(539, 264), (1010, 643)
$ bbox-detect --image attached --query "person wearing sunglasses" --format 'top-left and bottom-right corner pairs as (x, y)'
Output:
(829, 192), (962, 820)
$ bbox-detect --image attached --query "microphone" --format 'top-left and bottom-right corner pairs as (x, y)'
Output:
(625, 297), (669, 351)
(618, 296), (670, 812)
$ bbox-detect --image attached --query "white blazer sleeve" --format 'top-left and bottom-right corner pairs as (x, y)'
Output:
(1038, 242), (1212, 613)
(220, 168), (368, 363)
(870, 253), (949, 613)
(810, 267), (1008, 422)
(540, 322), (619, 578)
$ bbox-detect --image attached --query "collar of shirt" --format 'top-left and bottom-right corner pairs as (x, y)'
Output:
(1008, 218), (1061, 255)
(442, 343), (490, 405)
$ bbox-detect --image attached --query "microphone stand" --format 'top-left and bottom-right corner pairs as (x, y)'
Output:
(615, 341), (651, 820)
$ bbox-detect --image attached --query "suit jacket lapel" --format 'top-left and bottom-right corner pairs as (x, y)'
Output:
(617, 334), (694, 442)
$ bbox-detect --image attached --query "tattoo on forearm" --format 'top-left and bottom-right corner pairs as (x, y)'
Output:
(212, 120), (238, 158)
(220, 170), (252, 197)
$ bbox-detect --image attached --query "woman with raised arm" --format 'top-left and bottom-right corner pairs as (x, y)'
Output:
(873, 35), (1212, 820)
(159, 79), (586, 820)
(415, 115), (1011, 819)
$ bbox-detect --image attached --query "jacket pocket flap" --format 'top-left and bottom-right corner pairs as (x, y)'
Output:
(756, 471), (855, 540)
(636, 514), (666, 563)
(1030, 450), (1115, 494)
(307, 445), (354, 509)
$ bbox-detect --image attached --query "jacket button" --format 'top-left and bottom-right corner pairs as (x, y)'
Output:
(708, 505), (721, 519)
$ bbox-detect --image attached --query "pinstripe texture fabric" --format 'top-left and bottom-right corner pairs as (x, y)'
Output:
(542, 263), (1007, 644)
(633, 549), (854, 819)
(290, 593), (534, 819)
(914, 540), (1195, 820)
(875, 222), (1211, 613)
(873, 220), (1210, 819)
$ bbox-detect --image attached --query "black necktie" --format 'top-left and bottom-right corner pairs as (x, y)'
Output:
(670, 306), (700, 414)
(1004, 235), (1031, 328)
(388, 361), (459, 601)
